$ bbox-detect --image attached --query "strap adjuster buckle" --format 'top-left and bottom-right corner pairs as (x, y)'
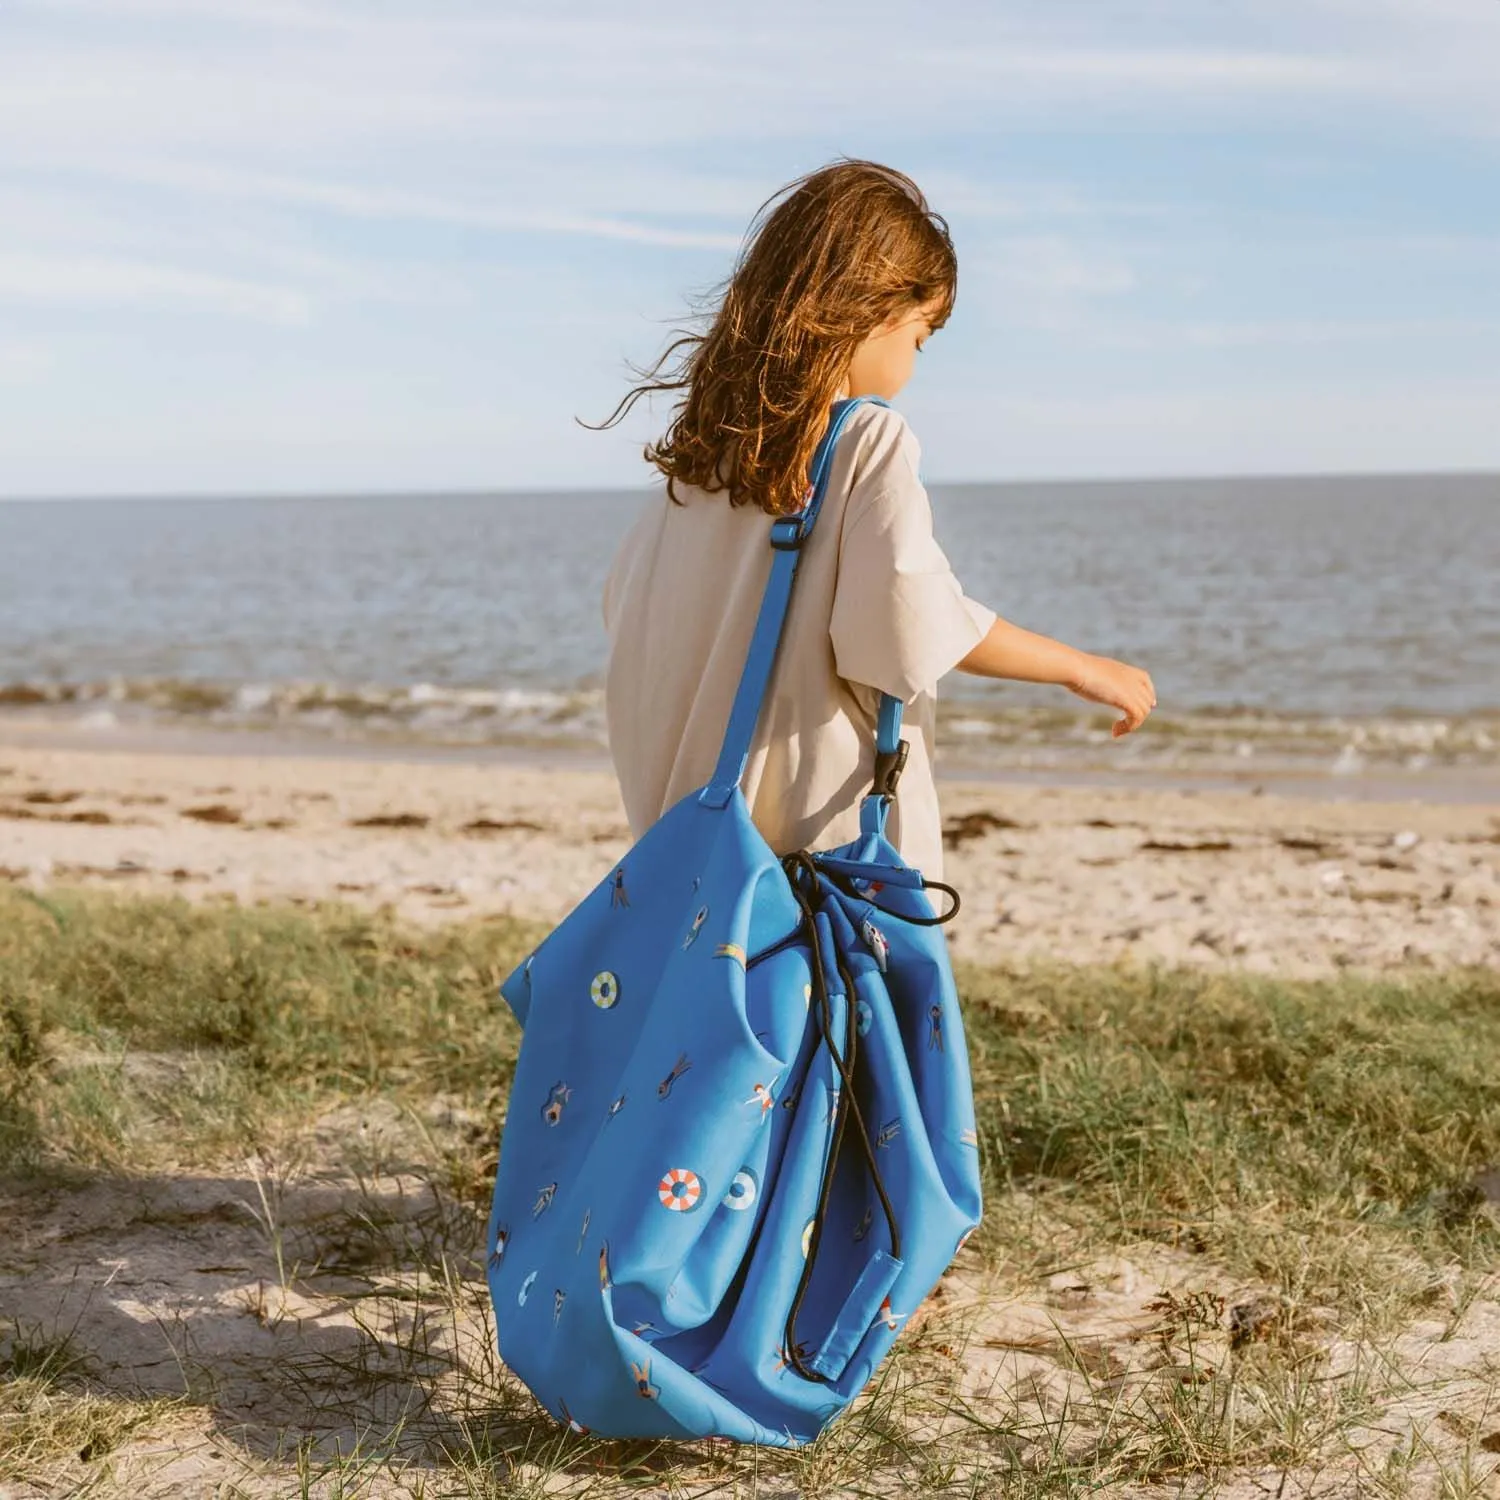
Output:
(871, 738), (909, 797)
(770, 514), (806, 551)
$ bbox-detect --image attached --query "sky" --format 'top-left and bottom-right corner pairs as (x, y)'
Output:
(2, 0), (1498, 497)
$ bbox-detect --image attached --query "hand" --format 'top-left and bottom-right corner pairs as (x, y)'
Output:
(1066, 652), (1157, 738)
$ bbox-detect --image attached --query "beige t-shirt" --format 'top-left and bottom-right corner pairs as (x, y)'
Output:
(601, 401), (995, 885)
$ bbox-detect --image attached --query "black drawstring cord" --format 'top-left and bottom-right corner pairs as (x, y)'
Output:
(814, 861), (962, 925)
(825, 941), (902, 1257)
(777, 851), (902, 1384)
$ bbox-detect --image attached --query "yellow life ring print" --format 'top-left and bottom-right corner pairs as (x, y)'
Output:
(713, 943), (746, 967)
(658, 1167), (703, 1212)
(801, 1217), (816, 1259)
(590, 970), (619, 1009)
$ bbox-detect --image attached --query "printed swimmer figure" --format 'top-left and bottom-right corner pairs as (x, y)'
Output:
(487, 1223), (510, 1270)
(878, 1296), (907, 1331)
(576, 1208), (590, 1254)
(519, 1270), (536, 1305)
(610, 865), (630, 907)
(682, 904), (709, 949)
(532, 1181), (557, 1218)
(605, 1092), (626, 1123)
(630, 1358), (659, 1399)
(559, 1397), (589, 1435)
(541, 1080), (572, 1126)
(657, 1052), (692, 1100)
(825, 1088), (841, 1126)
(598, 1243), (612, 1290)
(852, 1207), (872, 1243)
(772, 1339), (812, 1374)
(875, 1116), (902, 1150)
(861, 917), (890, 972)
(927, 1003), (944, 1052)
(631, 1320), (660, 1338)
(744, 1081), (776, 1114)
(553, 1288), (566, 1325)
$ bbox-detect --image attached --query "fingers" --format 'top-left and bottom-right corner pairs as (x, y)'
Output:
(1115, 670), (1156, 736)
(1080, 659), (1155, 737)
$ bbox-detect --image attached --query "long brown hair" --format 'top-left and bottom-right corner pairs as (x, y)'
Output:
(589, 158), (956, 517)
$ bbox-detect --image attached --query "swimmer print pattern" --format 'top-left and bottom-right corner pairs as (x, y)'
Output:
(484, 397), (982, 1445)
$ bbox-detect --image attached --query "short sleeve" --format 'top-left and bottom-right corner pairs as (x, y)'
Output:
(830, 473), (996, 704)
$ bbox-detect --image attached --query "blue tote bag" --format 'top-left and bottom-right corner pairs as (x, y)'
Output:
(485, 395), (983, 1446)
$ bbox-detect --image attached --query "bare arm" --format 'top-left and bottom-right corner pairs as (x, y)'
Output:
(955, 613), (1157, 738)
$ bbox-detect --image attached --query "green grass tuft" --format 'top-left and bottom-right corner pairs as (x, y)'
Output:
(1, 886), (1497, 1495)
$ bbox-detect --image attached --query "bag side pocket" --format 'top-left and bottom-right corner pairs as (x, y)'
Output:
(804, 1248), (904, 1380)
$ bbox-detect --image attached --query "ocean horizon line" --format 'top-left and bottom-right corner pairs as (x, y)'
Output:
(3, 464), (1498, 506)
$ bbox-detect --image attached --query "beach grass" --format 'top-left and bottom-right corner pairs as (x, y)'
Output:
(1, 884), (1497, 1497)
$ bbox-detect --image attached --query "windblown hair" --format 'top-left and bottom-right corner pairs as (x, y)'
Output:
(590, 158), (957, 517)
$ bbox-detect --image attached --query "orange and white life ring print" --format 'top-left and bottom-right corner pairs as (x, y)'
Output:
(657, 1167), (702, 1212)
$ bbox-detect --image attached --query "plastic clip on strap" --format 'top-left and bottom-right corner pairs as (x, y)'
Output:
(871, 696), (907, 797)
(769, 514), (807, 551)
(699, 395), (906, 810)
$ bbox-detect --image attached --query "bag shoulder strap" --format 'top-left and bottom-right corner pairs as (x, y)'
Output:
(698, 396), (905, 811)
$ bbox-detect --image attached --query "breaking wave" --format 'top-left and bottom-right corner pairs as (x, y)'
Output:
(2, 675), (1496, 778)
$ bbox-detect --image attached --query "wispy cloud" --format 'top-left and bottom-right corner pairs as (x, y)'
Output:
(8, 0), (1497, 163)
(916, 43), (1377, 96)
(0, 341), (56, 384)
(1, 0), (1496, 491)
(69, 160), (744, 251)
(984, 238), (1139, 300)
(1183, 318), (1499, 348)
(0, 254), (309, 323)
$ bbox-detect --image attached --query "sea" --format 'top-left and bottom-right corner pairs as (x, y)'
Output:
(2, 473), (1497, 795)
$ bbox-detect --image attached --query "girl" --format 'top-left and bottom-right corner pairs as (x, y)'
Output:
(597, 159), (1154, 885)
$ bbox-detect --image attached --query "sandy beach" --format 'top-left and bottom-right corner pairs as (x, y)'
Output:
(4, 722), (1499, 1498)
(2, 722), (1496, 978)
